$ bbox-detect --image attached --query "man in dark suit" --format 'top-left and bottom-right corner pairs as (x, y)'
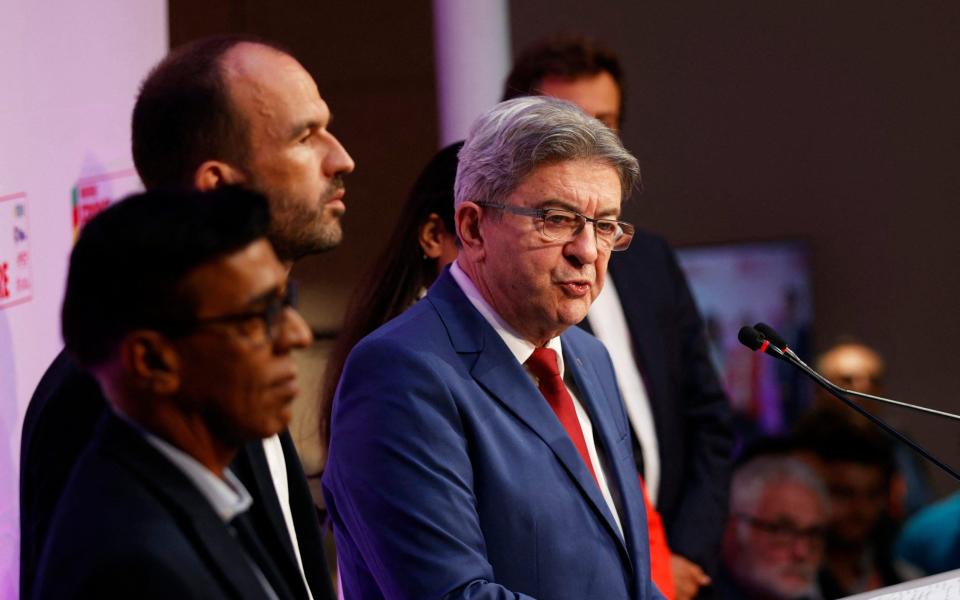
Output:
(34, 187), (312, 597)
(20, 36), (353, 599)
(504, 36), (734, 598)
(324, 97), (663, 598)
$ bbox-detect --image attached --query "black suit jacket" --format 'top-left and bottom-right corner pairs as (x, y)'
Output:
(20, 349), (333, 600)
(581, 229), (734, 575)
(33, 412), (291, 599)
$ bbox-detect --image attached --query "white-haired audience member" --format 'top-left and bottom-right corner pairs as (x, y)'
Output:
(718, 455), (829, 600)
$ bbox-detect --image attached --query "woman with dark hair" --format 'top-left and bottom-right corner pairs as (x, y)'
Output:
(320, 142), (461, 447)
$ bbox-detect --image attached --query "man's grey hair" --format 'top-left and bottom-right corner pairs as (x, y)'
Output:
(454, 96), (640, 208)
(731, 455), (829, 516)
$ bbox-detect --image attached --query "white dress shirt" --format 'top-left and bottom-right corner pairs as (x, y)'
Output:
(586, 273), (661, 504)
(263, 434), (314, 600)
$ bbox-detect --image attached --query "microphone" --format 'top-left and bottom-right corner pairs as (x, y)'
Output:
(753, 322), (788, 351)
(739, 322), (960, 483)
(737, 325), (786, 359)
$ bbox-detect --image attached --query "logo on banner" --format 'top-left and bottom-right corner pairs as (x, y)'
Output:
(0, 192), (33, 309)
(71, 169), (142, 240)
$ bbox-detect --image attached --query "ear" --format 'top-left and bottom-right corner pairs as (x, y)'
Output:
(454, 202), (485, 260)
(418, 213), (450, 259)
(119, 330), (182, 396)
(193, 160), (246, 191)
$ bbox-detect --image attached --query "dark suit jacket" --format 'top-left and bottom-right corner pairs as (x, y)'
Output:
(581, 229), (734, 575)
(20, 349), (332, 600)
(323, 270), (664, 600)
(33, 412), (290, 599)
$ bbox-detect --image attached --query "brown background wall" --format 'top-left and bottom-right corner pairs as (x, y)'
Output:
(169, 1), (960, 493)
(510, 1), (960, 495)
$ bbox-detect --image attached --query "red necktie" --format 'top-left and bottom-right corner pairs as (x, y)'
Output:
(525, 347), (599, 486)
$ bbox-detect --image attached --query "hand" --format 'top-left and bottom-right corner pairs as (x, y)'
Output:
(670, 554), (710, 600)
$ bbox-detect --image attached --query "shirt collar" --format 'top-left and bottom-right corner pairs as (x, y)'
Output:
(141, 430), (253, 523)
(449, 260), (565, 376)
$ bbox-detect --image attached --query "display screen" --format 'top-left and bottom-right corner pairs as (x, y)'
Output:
(676, 240), (814, 442)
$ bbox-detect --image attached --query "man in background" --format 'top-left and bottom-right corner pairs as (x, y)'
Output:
(35, 187), (312, 598)
(807, 339), (931, 518)
(718, 454), (828, 600)
(504, 36), (734, 599)
(21, 35), (354, 599)
(793, 411), (914, 598)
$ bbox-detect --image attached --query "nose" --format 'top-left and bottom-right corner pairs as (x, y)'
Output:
(275, 306), (314, 351)
(563, 220), (600, 266)
(323, 130), (356, 177)
(789, 535), (819, 562)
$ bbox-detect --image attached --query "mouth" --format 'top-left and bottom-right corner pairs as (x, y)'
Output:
(557, 280), (592, 297)
(326, 189), (346, 212)
(274, 373), (300, 402)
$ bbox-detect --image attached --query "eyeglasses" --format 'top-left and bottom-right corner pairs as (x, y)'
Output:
(734, 513), (826, 550)
(476, 202), (635, 252)
(188, 280), (300, 343)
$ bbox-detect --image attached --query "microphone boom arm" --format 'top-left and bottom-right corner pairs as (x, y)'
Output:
(739, 325), (960, 483)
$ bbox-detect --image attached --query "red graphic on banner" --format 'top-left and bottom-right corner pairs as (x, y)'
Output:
(71, 169), (141, 239)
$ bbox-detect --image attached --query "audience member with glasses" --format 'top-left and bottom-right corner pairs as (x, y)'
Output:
(718, 453), (829, 600)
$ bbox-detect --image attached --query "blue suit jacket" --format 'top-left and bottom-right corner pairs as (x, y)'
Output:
(323, 270), (663, 599)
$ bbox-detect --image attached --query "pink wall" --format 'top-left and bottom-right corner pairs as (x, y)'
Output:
(0, 1), (167, 594)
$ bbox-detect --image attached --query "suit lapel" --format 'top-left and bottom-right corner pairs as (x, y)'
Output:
(563, 333), (637, 573)
(231, 440), (310, 600)
(607, 253), (656, 379)
(101, 415), (292, 599)
(428, 271), (630, 560)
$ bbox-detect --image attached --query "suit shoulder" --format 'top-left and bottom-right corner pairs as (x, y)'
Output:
(563, 324), (607, 353)
(622, 228), (676, 262)
(22, 349), (105, 449)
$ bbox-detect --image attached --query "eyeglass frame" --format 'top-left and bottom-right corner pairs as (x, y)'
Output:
(733, 513), (827, 550)
(474, 201), (636, 252)
(184, 279), (301, 343)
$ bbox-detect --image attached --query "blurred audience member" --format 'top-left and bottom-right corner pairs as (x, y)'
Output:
(719, 454), (828, 600)
(505, 35), (732, 600)
(895, 491), (960, 575)
(809, 339), (932, 519)
(793, 413), (919, 598)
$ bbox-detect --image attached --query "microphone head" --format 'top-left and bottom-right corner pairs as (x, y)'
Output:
(738, 325), (765, 351)
(755, 322), (788, 349)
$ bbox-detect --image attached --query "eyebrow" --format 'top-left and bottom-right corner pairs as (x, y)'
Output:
(243, 284), (284, 309)
(289, 115), (332, 141)
(538, 198), (621, 219)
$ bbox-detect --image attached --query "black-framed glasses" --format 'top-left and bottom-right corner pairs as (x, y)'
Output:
(734, 513), (826, 549)
(476, 202), (635, 252)
(188, 280), (300, 343)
